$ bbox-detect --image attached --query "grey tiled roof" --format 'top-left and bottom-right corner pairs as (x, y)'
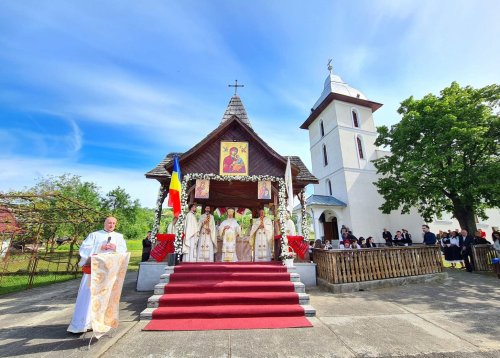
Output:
(294, 194), (347, 210)
(284, 156), (318, 183)
(144, 152), (181, 179)
(221, 94), (251, 127)
(145, 153), (318, 184)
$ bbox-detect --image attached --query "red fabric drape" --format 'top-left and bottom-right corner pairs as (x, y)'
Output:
(150, 234), (176, 262)
(273, 235), (308, 259)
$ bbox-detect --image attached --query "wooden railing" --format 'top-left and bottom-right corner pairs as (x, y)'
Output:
(313, 246), (443, 284)
(471, 244), (498, 271)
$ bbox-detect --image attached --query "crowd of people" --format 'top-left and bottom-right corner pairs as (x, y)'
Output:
(437, 228), (498, 271)
(313, 223), (499, 273)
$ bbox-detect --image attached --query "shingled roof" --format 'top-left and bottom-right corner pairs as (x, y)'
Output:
(145, 94), (317, 186)
(145, 152), (180, 180)
(220, 94), (251, 127)
(145, 152), (317, 184)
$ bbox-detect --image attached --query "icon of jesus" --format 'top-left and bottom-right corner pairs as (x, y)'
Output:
(222, 147), (246, 173)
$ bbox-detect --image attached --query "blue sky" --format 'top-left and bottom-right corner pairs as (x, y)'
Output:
(1, 0), (499, 207)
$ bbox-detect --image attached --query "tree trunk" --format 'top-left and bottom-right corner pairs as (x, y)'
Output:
(453, 206), (477, 236)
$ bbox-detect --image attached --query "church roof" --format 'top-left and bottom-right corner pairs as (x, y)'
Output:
(293, 194), (347, 210)
(221, 94), (251, 128)
(313, 72), (368, 110)
(300, 70), (383, 130)
(145, 150), (317, 184)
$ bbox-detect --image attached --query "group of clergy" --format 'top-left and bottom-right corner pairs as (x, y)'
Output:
(179, 204), (296, 263)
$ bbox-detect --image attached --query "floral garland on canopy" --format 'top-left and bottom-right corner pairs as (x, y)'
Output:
(173, 173), (293, 261)
(299, 188), (309, 242)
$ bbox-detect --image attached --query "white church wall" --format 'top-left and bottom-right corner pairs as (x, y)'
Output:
(343, 170), (390, 243)
(334, 101), (376, 132)
(388, 208), (426, 244)
(429, 208), (500, 237)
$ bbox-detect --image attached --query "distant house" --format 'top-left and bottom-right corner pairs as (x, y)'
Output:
(0, 207), (21, 258)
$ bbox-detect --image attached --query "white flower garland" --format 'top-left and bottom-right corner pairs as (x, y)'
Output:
(300, 188), (309, 242)
(173, 173), (291, 261)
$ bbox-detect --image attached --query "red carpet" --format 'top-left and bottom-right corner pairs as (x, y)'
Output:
(144, 262), (312, 331)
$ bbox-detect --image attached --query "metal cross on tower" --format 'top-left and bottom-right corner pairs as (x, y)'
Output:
(228, 79), (244, 95)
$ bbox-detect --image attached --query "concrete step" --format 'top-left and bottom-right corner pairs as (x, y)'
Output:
(301, 304), (316, 317)
(146, 292), (310, 308)
(154, 283), (166, 295)
(141, 302), (316, 321)
(140, 307), (154, 320)
(159, 272), (300, 284)
(154, 280), (305, 295)
(293, 281), (305, 293)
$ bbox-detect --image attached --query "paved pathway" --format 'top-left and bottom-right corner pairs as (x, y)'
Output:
(0, 269), (498, 357)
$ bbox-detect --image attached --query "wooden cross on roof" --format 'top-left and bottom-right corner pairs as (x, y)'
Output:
(228, 79), (244, 95)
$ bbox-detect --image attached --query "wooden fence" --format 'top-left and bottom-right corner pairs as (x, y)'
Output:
(471, 244), (499, 272)
(313, 246), (443, 284)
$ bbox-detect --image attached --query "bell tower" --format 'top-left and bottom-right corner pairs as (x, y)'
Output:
(299, 62), (390, 237)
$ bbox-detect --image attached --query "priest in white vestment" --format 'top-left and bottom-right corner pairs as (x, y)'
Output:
(67, 217), (127, 334)
(285, 212), (296, 236)
(250, 209), (273, 262)
(182, 204), (199, 262)
(219, 208), (241, 262)
(167, 217), (178, 234)
(197, 205), (216, 262)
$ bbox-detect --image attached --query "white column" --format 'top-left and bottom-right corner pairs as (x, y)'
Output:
(311, 207), (323, 242)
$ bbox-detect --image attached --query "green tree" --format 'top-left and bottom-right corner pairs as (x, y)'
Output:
(374, 82), (500, 234)
(102, 187), (141, 239)
(30, 174), (103, 255)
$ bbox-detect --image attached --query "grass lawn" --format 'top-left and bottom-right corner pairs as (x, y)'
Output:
(0, 240), (144, 295)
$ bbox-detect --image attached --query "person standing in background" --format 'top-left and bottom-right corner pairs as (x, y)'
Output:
(141, 231), (152, 262)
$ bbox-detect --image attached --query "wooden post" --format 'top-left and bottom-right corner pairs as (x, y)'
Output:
(151, 183), (168, 244)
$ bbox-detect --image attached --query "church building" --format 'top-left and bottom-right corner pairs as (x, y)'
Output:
(298, 65), (499, 244)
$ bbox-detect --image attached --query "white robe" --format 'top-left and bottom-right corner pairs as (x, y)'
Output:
(219, 218), (241, 262)
(285, 218), (296, 236)
(67, 230), (127, 333)
(250, 216), (273, 262)
(197, 213), (216, 262)
(183, 211), (198, 262)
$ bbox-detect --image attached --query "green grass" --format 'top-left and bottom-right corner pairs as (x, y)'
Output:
(0, 272), (81, 295)
(126, 239), (143, 251)
(0, 241), (144, 295)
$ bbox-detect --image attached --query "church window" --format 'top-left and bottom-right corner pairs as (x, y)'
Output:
(357, 136), (364, 159)
(320, 120), (325, 137)
(326, 179), (332, 196)
(323, 144), (328, 166)
(352, 109), (360, 128)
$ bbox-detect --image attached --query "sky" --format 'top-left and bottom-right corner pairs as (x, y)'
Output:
(1, 0), (499, 208)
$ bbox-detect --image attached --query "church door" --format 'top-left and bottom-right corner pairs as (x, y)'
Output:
(323, 221), (333, 242)
(331, 217), (339, 242)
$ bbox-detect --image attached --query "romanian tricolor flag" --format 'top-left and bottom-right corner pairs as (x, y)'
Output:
(168, 156), (182, 217)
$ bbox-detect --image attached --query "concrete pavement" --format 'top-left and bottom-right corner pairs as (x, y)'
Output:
(0, 269), (498, 358)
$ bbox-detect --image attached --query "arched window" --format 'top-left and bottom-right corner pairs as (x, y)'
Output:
(323, 144), (328, 166)
(320, 120), (325, 137)
(352, 109), (359, 128)
(356, 136), (364, 159)
(326, 179), (332, 196)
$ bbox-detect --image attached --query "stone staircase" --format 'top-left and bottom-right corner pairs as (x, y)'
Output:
(140, 264), (316, 320)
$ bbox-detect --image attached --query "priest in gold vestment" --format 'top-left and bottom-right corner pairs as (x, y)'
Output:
(197, 205), (216, 262)
(250, 209), (273, 262)
(219, 208), (241, 262)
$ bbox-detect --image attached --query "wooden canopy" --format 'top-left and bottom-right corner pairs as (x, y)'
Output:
(145, 98), (318, 211)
